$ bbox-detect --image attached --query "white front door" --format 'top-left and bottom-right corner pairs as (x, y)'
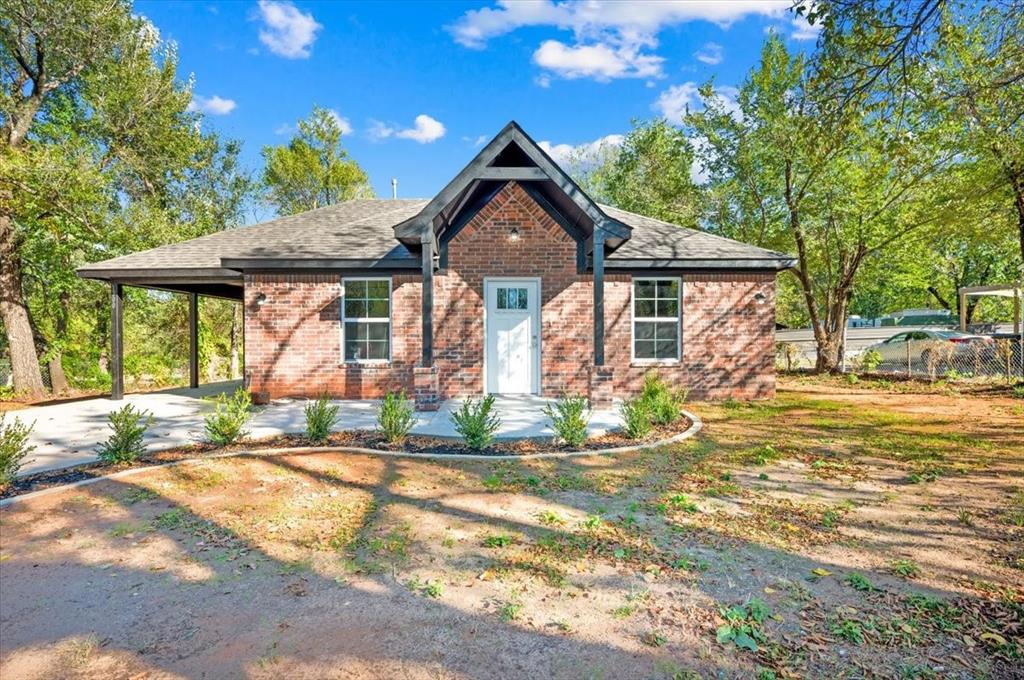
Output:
(485, 279), (540, 394)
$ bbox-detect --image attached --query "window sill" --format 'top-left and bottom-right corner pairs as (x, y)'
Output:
(631, 360), (681, 368)
(341, 361), (392, 368)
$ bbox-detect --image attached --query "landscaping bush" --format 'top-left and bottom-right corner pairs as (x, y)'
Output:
(1, 414), (35, 487)
(857, 348), (883, 373)
(377, 390), (415, 444)
(204, 387), (252, 445)
(96, 404), (154, 464)
(304, 395), (339, 444)
(619, 397), (652, 440)
(544, 394), (591, 447)
(639, 372), (688, 426)
(451, 395), (501, 450)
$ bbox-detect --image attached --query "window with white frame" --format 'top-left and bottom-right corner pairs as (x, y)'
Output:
(342, 278), (391, 362)
(632, 278), (680, 361)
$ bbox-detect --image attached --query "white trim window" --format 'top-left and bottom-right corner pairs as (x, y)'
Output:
(341, 278), (391, 362)
(632, 278), (681, 362)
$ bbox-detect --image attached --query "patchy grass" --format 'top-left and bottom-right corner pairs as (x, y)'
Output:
(1, 377), (1022, 678)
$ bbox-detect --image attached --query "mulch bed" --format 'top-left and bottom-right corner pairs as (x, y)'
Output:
(0, 418), (691, 501)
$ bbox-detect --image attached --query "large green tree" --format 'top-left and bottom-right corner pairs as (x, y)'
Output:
(581, 119), (702, 227)
(0, 0), (138, 396)
(686, 35), (961, 371)
(799, 0), (1024, 265)
(261, 105), (373, 215)
(1, 0), (254, 397)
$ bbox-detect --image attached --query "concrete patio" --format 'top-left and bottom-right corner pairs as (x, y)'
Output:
(9, 382), (623, 476)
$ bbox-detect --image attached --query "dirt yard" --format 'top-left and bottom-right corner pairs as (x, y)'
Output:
(1, 377), (1021, 679)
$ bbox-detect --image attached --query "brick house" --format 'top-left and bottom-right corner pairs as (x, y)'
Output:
(79, 122), (794, 409)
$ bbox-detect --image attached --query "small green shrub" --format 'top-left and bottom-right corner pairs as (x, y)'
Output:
(639, 372), (687, 425)
(543, 394), (591, 447)
(96, 404), (154, 464)
(0, 414), (35, 487)
(483, 533), (513, 548)
(377, 390), (415, 444)
(304, 395), (339, 444)
(890, 559), (921, 579)
(451, 395), (501, 450)
(843, 572), (877, 592)
(830, 618), (865, 644)
(716, 599), (770, 652)
(620, 397), (652, 439)
(858, 348), (883, 372)
(204, 387), (252, 445)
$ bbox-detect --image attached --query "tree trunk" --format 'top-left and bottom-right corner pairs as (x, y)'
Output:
(0, 208), (46, 398)
(47, 355), (68, 394)
(1014, 180), (1024, 267)
(46, 290), (72, 395)
(815, 330), (844, 373)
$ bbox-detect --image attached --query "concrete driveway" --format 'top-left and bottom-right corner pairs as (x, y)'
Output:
(8, 383), (622, 477)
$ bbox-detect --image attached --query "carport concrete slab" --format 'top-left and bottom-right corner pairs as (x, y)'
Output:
(12, 386), (622, 477)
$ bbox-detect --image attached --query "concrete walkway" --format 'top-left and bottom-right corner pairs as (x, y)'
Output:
(9, 383), (622, 477)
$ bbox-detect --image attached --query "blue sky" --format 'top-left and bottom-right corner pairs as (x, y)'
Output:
(137, 1), (819, 215)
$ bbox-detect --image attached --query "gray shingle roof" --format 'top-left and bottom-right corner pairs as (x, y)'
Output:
(78, 197), (792, 279)
(78, 199), (427, 276)
(598, 205), (792, 263)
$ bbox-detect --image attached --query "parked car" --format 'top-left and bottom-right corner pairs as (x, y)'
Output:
(867, 330), (994, 367)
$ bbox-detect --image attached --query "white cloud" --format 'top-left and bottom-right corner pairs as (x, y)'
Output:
(533, 40), (663, 81)
(653, 82), (700, 122)
(538, 133), (624, 168)
(473, 134), (488, 147)
(449, 1), (790, 49)
(654, 81), (740, 123)
(370, 115), (446, 144)
(187, 94), (237, 115)
(789, 12), (822, 40)
(255, 0), (322, 59)
(694, 41), (723, 65)
(274, 122), (295, 135)
(449, 1), (791, 84)
(325, 109), (353, 136)
(535, 73), (552, 88)
(368, 119), (395, 140)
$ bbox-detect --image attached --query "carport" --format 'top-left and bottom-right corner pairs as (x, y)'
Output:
(76, 265), (243, 400)
(958, 284), (1022, 334)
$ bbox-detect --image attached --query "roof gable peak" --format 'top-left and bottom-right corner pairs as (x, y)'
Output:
(393, 121), (630, 247)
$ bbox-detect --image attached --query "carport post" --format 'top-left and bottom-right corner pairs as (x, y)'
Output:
(593, 229), (605, 366)
(111, 282), (124, 400)
(959, 289), (967, 331)
(189, 292), (199, 389)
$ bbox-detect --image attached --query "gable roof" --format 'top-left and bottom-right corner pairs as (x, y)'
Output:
(77, 121), (794, 283)
(393, 120), (631, 249)
(78, 196), (793, 280)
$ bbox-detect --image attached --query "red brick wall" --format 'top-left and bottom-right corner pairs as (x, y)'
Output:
(605, 272), (776, 399)
(242, 182), (777, 402)
(436, 181), (592, 398)
(244, 273), (420, 400)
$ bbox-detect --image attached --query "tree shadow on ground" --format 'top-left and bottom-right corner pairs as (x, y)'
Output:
(3, 430), (1021, 678)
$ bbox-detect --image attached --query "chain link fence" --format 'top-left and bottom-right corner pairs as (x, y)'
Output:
(0, 357), (55, 394)
(777, 337), (1024, 381)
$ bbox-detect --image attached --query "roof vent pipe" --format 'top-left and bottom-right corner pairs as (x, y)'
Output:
(391, 178), (398, 199)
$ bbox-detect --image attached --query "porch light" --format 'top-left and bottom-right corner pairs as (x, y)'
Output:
(255, 292), (267, 306)
(754, 292), (767, 305)
(509, 226), (520, 242)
